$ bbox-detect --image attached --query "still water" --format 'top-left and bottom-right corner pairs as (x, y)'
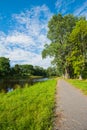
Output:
(0, 78), (48, 92)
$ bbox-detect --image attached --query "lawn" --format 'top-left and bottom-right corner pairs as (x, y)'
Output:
(67, 79), (87, 95)
(0, 79), (56, 130)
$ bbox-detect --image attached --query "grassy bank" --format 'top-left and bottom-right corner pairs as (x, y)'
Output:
(67, 79), (87, 95)
(0, 79), (56, 130)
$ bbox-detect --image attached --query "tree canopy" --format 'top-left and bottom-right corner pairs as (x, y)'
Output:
(67, 19), (87, 78)
(42, 14), (87, 79)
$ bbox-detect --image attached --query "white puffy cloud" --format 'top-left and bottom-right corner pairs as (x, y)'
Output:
(6, 48), (51, 68)
(0, 5), (52, 68)
(6, 33), (33, 45)
(5, 31), (35, 49)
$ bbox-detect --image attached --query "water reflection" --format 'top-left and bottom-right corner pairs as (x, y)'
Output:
(7, 88), (13, 92)
(0, 78), (48, 92)
(33, 78), (48, 82)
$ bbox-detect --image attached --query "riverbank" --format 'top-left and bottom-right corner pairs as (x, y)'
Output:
(0, 79), (56, 130)
(0, 76), (48, 92)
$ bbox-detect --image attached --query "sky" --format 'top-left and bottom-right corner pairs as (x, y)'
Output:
(0, 0), (87, 68)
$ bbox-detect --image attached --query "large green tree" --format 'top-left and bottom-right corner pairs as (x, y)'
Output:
(42, 14), (78, 78)
(67, 19), (87, 79)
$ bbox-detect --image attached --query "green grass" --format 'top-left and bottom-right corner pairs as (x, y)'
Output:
(67, 79), (87, 95)
(30, 75), (43, 79)
(0, 79), (56, 130)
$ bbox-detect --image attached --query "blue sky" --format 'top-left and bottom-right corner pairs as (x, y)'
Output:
(0, 0), (87, 68)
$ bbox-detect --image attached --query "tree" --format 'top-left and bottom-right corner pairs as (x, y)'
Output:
(11, 64), (22, 77)
(33, 66), (47, 77)
(19, 64), (34, 76)
(67, 19), (87, 79)
(11, 64), (34, 78)
(0, 57), (10, 78)
(46, 67), (58, 77)
(42, 14), (78, 78)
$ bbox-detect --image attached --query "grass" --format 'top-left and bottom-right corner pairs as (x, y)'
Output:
(0, 79), (56, 130)
(67, 79), (87, 95)
(30, 75), (43, 79)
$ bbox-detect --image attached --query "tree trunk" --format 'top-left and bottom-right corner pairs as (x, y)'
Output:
(64, 68), (70, 79)
(79, 74), (82, 80)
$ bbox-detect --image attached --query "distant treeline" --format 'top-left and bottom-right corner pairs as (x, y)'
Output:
(0, 57), (58, 79)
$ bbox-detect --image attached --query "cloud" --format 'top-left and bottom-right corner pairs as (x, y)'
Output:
(7, 48), (51, 68)
(55, 0), (87, 18)
(0, 5), (52, 68)
(55, 0), (76, 14)
(6, 31), (35, 49)
(73, 1), (87, 18)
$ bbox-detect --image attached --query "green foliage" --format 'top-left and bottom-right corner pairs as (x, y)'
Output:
(46, 67), (60, 77)
(68, 19), (87, 78)
(33, 66), (47, 77)
(11, 64), (47, 78)
(0, 57), (10, 78)
(42, 14), (78, 77)
(0, 56), (47, 79)
(42, 14), (87, 79)
(11, 64), (35, 78)
(0, 79), (56, 130)
(67, 79), (87, 95)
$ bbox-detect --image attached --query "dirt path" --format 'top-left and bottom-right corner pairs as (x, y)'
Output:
(54, 79), (87, 130)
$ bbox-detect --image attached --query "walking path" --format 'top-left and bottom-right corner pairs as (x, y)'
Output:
(54, 79), (87, 130)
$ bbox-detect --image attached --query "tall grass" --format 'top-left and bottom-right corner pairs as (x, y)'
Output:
(0, 79), (56, 130)
(67, 79), (87, 95)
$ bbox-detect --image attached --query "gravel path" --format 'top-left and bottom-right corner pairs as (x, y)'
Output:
(54, 79), (87, 130)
